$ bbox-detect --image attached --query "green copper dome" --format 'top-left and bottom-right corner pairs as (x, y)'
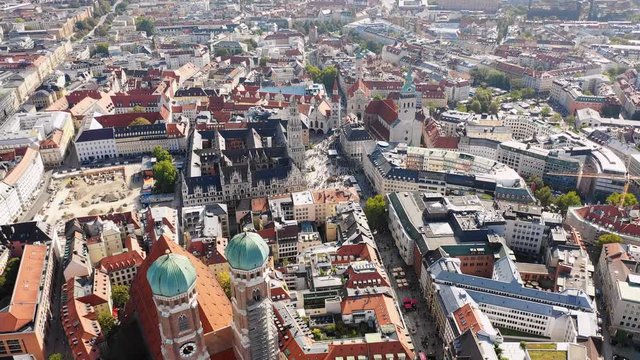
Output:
(146, 253), (197, 297)
(225, 231), (269, 271)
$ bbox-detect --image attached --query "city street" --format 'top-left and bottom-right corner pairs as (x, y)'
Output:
(374, 230), (441, 359)
(20, 169), (53, 222)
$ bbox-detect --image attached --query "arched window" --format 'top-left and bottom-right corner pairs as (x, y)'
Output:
(252, 289), (262, 302)
(178, 314), (190, 332)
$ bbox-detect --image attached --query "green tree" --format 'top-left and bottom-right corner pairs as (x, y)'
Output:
(94, 26), (109, 37)
(521, 88), (536, 99)
(135, 17), (155, 36)
(305, 65), (337, 92)
(471, 88), (493, 113)
(97, 311), (117, 337)
(48, 354), (64, 360)
(311, 328), (325, 340)
(75, 20), (87, 31)
(540, 106), (551, 117)
(469, 100), (482, 114)
(129, 117), (151, 126)
(95, 42), (109, 54)
(364, 194), (386, 232)
(535, 186), (554, 207)
(153, 160), (177, 193)
(320, 66), (337, 92)
(598, 233), (623, 246)
(0, 257), (20, 298)
(214, 48), (229, 57)
(373, 94), (383, 101)
(243, 39), (258, 51)
(259, 57), (268, 67)
(455, 103), (467, 112)
(152, 146), (172, 163)
(565, 115), (576, 128)
(551, 113), (562, 122)
(489, 101), (500, 115)
(555, 191), (582, 213)
(15, 18), (24, 23)
(130, 105), (145, 113)
(215, 271), (231, 299)
(115, 2), (127, 14)
(606, 193), (638, 207)
(111, 285), (130, 309)
(528, 176), (544, 190)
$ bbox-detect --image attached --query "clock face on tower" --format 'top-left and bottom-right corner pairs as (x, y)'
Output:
(180, 342), (197, 358)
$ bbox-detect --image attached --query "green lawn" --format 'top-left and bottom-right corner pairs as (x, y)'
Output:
(528, 350), (567, 360)
(526, 343), (557, 350)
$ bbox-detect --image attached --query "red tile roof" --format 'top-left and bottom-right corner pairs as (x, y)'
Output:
(365, 99), (398, 125)
(347, 78), (370, 97)
(98, 250), (145, 274)
(0, 244), (48, 332)
(125, 235), (233, 359)
(94, 112), (164, 128)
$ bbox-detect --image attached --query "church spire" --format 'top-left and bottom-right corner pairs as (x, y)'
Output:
(402, 67), (415, 94)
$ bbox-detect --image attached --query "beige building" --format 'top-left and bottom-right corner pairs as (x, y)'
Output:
(86, 220), (124, 264)
(599, 242), (640, 341)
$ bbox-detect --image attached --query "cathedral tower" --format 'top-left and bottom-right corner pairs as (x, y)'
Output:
(225, 231), (279, 360)
(146, 252), (210, 360)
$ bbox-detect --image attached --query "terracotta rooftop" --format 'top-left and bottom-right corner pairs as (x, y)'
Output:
(98, 250), (145, 274)
(0, 244), (48, 332)
(125, 235), (233, 359)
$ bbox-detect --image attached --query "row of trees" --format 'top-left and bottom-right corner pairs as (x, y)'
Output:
(534, 186), (582, 213)
(292, 20), (347, 36)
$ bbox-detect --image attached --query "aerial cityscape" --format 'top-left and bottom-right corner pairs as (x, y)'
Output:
(2, 0), (640, 360)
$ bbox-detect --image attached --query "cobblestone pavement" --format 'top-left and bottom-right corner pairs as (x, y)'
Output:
(374, 230), (443, 359)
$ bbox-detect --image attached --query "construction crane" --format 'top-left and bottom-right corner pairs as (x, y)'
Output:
(544, 172), (640, 207)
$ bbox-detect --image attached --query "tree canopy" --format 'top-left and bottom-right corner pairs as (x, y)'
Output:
(215, 272), (231, 299)
(129, 117), (151, 126)
(534, 186), (554, 207)
(152, 146), (172, 163)
(95, 42), (109, 55)
(364, 195), (387, 232)
(555, 191), (582, 213)
(540, 106), (551, 117)
(0, 257), (20, 298)
(48, 354), (64, 360)
(130, 105), (146, 113)
(471, 68), (510, 90)
(305, 65), (337, 93)
(97, 311), (117, 337)
(111, 285), (130, 309)
(135, 17), (154, 36)
(606, 193), (638, 207)
(153, 159), (177, 193)
(598, 233), (623, 247)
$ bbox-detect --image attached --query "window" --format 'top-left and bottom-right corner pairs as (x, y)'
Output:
(178, 314), (190, 332)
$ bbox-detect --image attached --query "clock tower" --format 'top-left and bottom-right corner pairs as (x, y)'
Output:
(146, 251), (210, 360)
